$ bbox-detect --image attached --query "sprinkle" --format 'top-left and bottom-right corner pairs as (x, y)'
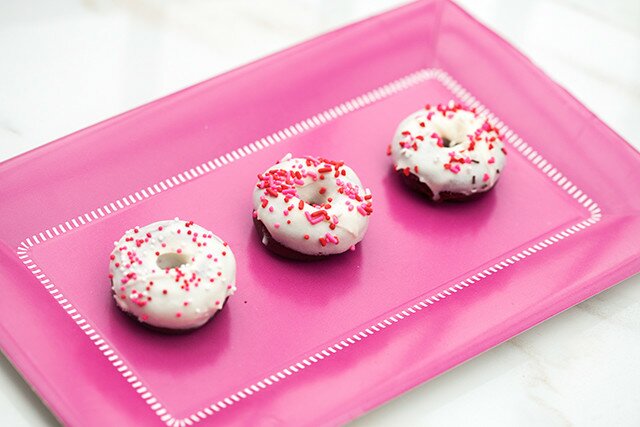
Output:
(305, 211), (325, 225)
(325, 233), (339, 244)
(483, 173), (490, 182)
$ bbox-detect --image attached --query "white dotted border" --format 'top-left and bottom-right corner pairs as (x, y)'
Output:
(14, 68), (601, 426)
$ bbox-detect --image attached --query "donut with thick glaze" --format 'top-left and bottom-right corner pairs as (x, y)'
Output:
(109, 219), (236, 332)
(252, 155), (373, 259)
(389, 102), (507, 201)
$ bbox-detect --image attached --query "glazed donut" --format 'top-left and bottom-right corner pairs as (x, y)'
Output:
(252, 154), (373, 259)
(109, 219), (236, 332)
(388, 102), (507, 201)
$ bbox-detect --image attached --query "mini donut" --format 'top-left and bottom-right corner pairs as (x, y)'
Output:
(252, 154), (373, 259)
(108, 219), (236, 332)
(388, 101), (507, 201)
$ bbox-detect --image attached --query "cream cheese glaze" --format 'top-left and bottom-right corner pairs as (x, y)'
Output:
(109, 219), (236, 330)
(389, 101), (507, 200)
(252, 154), (373, 256)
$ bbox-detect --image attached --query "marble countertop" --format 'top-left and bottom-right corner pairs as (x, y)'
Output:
(1, 0), (638, 425)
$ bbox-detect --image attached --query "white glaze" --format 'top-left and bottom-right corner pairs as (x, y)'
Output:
(252, 155), (372, 256)
(109, 219), (236, 330)
(390, 102), (507, 200)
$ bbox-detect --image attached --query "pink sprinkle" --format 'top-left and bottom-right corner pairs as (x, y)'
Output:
(176, 248), (182, 254)
(252, 210), (258, 218)
(304, 211), (325, 225)
(325, 233), (338, 244)
(274, 223), (280, 229)
(483, 173), (490, 182)
(207, 254), (213, 259)
(465, 156), (472, 164)
(332, 215), (339, 224)
(283, 210), (289, 216)
(451, 164), (461, 174)
(348, 205), (354, 211)
(269, 206), (274, 212)
(350, 245), (356, 251)
(488, 157), (495, 164)
(357, 205), (367, 216)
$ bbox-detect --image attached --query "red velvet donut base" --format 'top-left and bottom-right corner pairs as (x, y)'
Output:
(396, 169), (496, 202)
(111, 283), (229, 334)
(252, 216), (335, 261)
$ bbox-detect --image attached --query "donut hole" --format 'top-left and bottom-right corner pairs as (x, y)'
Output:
(440, 134), (464, 147)
(297, 186), (330, 207)
(437, 125), (466, 148)
(303, 194), (327, 206)
(156, 252), (190, 269)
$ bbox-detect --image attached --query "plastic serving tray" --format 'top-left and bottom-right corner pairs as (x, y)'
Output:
(1, 1), (639, 425)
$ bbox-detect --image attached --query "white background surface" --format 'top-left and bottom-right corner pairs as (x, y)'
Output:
(1, 1), (639, 425)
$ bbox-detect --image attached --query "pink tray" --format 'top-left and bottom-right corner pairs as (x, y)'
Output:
(1, 1), (639, 425)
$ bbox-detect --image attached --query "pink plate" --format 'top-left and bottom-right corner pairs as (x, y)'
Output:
(1, 1), (639, 425)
